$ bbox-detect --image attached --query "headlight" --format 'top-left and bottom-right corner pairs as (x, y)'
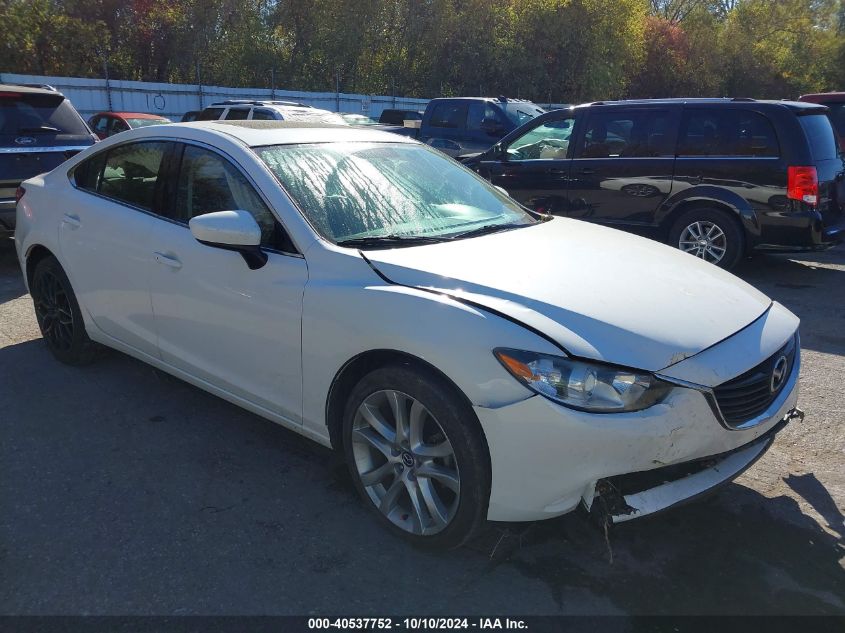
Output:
(494, 348), (672, 413)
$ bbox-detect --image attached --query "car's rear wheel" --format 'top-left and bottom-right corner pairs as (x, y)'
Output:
(668, 208), (744, 270)
(342, 365), (490, 549)
(31, 256), (98, 365)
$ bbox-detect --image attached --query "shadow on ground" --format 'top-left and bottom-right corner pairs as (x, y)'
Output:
(0, 339), (842, 616)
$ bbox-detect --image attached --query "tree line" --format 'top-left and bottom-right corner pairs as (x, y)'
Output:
(1, 0), (843, 103)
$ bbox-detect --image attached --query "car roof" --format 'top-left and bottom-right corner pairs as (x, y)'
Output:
(172, 120), (419, 147)
(799, 92), (845, 103)
(579, 97), (828, 111)
(95, 112), (169, 119)
(0, 83), (65, 97)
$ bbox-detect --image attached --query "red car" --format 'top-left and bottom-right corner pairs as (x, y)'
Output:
(799, 92), (845, 149)
(87, 112), (170, 139)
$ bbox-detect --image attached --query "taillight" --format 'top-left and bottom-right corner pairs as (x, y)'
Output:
(15, 186), (26, 204)
(787, 166), (818, 206)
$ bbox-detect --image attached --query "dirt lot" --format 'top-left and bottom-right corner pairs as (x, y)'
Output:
(0, 237), (843, 616)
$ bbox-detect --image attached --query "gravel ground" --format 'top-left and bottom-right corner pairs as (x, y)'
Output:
(0, 237), (842, 616)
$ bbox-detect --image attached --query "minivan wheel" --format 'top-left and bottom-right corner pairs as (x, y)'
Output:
(31, 256), (98, 365)
(342, 365), (490, 549)
(668, 208), (744, 269)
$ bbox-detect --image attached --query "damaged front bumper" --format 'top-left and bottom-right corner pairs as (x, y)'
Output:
(473, 343), (801, 523)
(589, 407), (804, 524)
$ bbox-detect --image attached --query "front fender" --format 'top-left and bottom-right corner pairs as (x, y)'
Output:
(300, 258), (562, 442)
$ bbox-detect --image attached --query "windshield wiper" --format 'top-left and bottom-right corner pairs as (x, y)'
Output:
(446, 222), (528, 240)
(17, 125), (60, 134)
(336, 234), (447, 249)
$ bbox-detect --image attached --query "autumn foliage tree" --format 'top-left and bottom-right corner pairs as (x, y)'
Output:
(0, 0), (842, 102)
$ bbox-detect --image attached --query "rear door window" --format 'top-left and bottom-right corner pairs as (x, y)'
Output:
(799, 113), (840, 160)
(678, 109), (780, 157)
(429, 103), (468, 129)
(98, 142), (169, 210)
(579, 110), (673, 158)
(251, 109), (277, 120)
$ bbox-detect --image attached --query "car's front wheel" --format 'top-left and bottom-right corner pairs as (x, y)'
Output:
(342, 365), (490, 549)
(30, 255), (98, 365)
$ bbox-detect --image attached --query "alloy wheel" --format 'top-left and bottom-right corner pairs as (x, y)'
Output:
(33, 270), (74, 352)
(678, 220), (727, 264)
(351, 390), (460, 536)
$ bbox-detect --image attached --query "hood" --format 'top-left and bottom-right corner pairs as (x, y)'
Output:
(364, 218), (771, 371)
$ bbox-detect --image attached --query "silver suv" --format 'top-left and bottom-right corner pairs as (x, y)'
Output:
(195, 100), (347, 125)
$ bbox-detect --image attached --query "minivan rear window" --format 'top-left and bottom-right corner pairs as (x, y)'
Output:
(0, 92), (89, 138)
(799, 113), (840, 160)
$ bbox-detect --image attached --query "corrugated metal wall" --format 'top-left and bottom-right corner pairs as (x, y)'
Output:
(0, 73), (430, 122)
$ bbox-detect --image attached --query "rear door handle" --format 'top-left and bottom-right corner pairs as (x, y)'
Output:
(578, 168), (595, 175)
(62, 213), (81, 229)
(154, 252), (182, 270)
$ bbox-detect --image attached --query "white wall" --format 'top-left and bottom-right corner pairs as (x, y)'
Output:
(0, 73), (430, 122)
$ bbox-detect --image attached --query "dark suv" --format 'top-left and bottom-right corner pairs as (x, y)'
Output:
(1, 84), (95, 235)
(465, 98), (845, 269)
(419, 97), (546, 157)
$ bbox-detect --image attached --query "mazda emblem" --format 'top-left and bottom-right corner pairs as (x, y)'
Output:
(771, 355), (788, 393)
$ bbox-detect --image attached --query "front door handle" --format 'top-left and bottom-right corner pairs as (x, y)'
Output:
(62, 213), (81, 229)
(154, 252), (182, 270)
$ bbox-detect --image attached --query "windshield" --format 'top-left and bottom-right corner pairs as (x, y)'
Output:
(257, 142), (536, 244)
(126, 118), (169, 128)
(503, 102), (546, 126)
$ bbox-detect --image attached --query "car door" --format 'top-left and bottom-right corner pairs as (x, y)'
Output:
(475, 110), (578, 215)
(567, 107), (679, 229)
(148, 142), (306, 423)
(59, 141), (170, 356)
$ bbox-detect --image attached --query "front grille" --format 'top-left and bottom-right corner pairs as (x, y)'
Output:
(713, 335), (797, 428)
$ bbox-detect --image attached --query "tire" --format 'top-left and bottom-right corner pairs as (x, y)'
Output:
(30, 256), (99, 365)
(342, 365), (490, 549)
(668, 207), (744, 270)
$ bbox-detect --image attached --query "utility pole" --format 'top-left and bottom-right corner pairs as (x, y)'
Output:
(335, 68), (341, 112)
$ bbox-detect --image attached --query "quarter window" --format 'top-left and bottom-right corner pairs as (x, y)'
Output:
(174, 145), (286, 250)
(98, 141), (168, 210)
(73, 152), (107, 191)
(678, 109), (779, 157)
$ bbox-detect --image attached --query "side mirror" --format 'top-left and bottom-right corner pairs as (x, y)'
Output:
(189, 210), (268, 270)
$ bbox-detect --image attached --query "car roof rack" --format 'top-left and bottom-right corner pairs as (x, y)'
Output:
(210, 99), (310, 107)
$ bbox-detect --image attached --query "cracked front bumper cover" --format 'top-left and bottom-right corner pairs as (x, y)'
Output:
(593, 407), (804, 524)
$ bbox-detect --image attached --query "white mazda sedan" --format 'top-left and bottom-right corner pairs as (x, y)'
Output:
(15, 121), (803, 548)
